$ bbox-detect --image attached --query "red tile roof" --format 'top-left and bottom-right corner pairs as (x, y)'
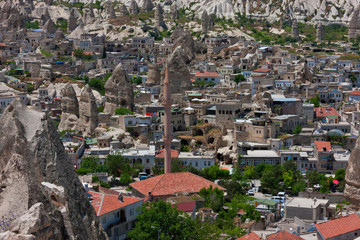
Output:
(314, 107), (340, 118)
(172, 201), (196, 212)
(314, 141), (332, 152)
(350, 90), (360, 96)
(237, 209), (246, 215)
(0, 43), (7, 47)
(130, 172), (225, 197)
(155, 149), (179, 158)
(89, 191), (143, 216)
(315, 214), (360, 239)
(237, 232), (261, 240)
(266, 230), (304, 240)
(254, 68), (271, 73)
(195, 72), (221, 78)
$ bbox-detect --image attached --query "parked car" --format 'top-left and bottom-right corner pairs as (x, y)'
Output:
(139, 172), (148, 180)
(247, 189), (254, 196)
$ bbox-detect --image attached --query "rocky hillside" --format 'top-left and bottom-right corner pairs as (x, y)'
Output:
(0, 98), (108, 239)
(59, 0), (360, 24)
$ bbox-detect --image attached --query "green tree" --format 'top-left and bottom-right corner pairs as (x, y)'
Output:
(199, 185), (225, 213)
(25, 21), (40, 29)
(114, 107), (134, 115)
(335, 168), (346, 182)
(74, 48), (84, 58)
(243, 166), (256, 180)
(293, 125), (302, 134)
(306, 170), (321, 188)
(120, 173), (133, 185)
(283, 159), (298, 173)
(80, 156), (108, 173)
(104, 154), (137, 177)
(219, 179), (249, 199)
(306, 94), (320, 107)
(234, 74), (245, 84)
(201, 165), (230, 181)
(283, 170), (294, 188)
(127, 201), (197, 240)
(260, 165), (284, 194)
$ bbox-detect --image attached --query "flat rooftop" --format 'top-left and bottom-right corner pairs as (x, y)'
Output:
(286, 197), (329, 208)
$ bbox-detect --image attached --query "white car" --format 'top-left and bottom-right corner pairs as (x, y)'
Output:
(248, 189), (254, 196)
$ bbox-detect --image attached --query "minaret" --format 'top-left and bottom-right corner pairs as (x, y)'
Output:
(163, 67), (172, 174)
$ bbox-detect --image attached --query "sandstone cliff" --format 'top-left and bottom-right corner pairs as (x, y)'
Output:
(345, 136), (360, 207)
(0, 98), (108, 239)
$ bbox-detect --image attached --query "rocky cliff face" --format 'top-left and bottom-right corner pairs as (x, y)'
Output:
(345, 137), (360, 207)
(59, 83), (79, 131)
(160, 46), (192, 95)
(104, 63), (134, 114)
(0, 98), (108, 240)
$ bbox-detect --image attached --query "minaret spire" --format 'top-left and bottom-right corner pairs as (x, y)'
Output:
(163, 66), (172, 174)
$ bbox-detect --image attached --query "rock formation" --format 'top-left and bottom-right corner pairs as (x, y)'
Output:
(0, 98), (108, 239)
(79, 85), (99, 137)
(43, 19), (57, 34)
(106, 2), (116, 19)
(345, 137), (360, 207)
(104, 63), (134, 114)
(349, 5), (360, 40)
(129, 0), (139, 15)
(119, 4), (129, 16)
(146, 63), (161, 86)
(160, 46), (192, 95)
(172, 27), (196, 62)
(40, 8), (51, 25)
(142, 0), (154, 12)
(155, 3), (166, 30)
(292, 19), (299, 40)
(54, 28), (66, 43)
(170, 4), (179, 20)
(59, 83), (79, 131)
(201, 11), (209, 33)
(316, 23), (325, 41)
(68, 8), (78, 32)
(83, 5), (95, 25)
(201, 11), (214, 33)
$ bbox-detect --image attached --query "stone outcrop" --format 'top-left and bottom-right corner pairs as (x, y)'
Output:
(59, 83), (79, 131)
(68, 8), (78, 32)
(170, 4), (179, 20)
(292, 19), (299, 40)
(83, 5), (95, 25)
(345, 137), (360, 207)
(43, 19), (56, 34)
(142, 0), (154, 12)
(172, 27), (196, 62)
(79, 85), (99, 137)
(119, 4), (129, 16)
(316, 23), (325, 41)
(146, 63), (161, 86)
(129, 0), (139, 15)
(349, 5), (360, 40)
(160, 46), (192, 95)
(40, 8), (51, 25)
(54, 28), (66, 43)
(201, 11), (214, 33)
(104, 63), (134, 114)
(106, 2), (116, 19)
(0, 98), (107, 240)
(155, 3), (166, 30)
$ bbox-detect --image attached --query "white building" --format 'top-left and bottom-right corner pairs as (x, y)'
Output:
(112, 145), (156, 175)
(90, 191), (143, 240)
(177, 151), (215, 169)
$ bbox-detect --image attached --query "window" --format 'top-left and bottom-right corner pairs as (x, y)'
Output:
(130, 208), (134, 216)
(146, 159), (149, 163)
